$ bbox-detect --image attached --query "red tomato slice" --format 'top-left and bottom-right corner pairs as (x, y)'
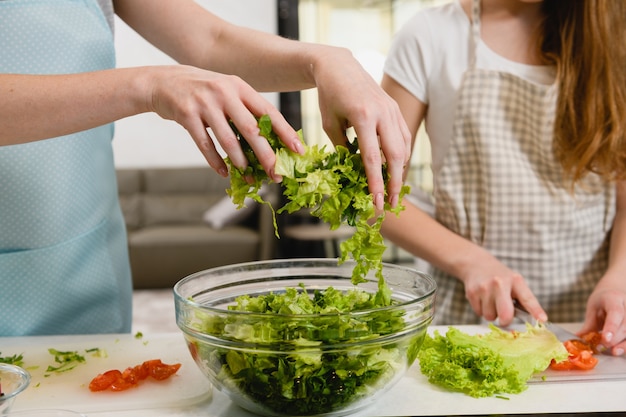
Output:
(570, 349), (598, 370)
(88, 359), (181, 392)
(146, 359), (182, 381)
(89, 369), (123, 392)
(580, 331), (603, 353)
(110, 375), (137, 391)
(132, 363), (150, 381)
(549, 338), (599, 371)
(549, 358), (575, 371)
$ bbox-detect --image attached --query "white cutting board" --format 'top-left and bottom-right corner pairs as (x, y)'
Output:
(0, 333), (212, 413)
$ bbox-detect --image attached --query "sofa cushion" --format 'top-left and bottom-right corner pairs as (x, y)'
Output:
(116, 169), (142, 194)
(203, 185), (273, 230)
(143, 167), (230, 193)
(142, 194), (222, 227)
(116, 169), (143, 230)
(128, 225), (260, 288)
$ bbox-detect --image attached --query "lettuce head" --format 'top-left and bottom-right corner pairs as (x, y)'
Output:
(417, 323), (569, 398)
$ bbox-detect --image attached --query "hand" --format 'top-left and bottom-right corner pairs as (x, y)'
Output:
(311, 49), (412, 210)
(579, 285), (626, 356)
(148, 65), (303, 181)
(459, 252), (547, 326)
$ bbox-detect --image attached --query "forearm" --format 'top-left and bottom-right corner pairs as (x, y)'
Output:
(0, 68), (150, 145)
(599, 182), (626, 290)
(381, 199), (493, 279)
(114, 0), (351, 93)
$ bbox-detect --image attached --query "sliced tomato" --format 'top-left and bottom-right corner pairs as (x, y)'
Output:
(89, 369), (123, 392)
(549, 358), (576, 371)
(131, 363), (150, 381)
(549, 338), (599, 371)
(564, 339), (593, 353)
(109, 374), (137, 391)
(88, 359), (181, 392)
(145, 359), (182, 381)
(569, 349), (598, 370)
(580, 331), (603, 353)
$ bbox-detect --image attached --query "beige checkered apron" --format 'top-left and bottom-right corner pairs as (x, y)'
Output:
(430, 0), (616, 325)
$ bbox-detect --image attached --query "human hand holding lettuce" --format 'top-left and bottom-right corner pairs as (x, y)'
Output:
(225, 114), (410, 285)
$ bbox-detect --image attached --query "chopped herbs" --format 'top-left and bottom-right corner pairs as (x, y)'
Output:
(0, 352), (24, 367)
(45, 348), (86, 375)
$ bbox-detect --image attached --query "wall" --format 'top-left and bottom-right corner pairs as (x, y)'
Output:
(112, 0), (278, 168)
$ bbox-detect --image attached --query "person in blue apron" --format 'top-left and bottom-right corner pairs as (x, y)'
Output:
(381, 0), (626, 356)
(0, 0), (411, 336)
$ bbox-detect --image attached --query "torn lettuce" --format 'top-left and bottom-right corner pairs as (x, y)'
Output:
(225, 115), (410, 288)
(417, 323), (569, 398)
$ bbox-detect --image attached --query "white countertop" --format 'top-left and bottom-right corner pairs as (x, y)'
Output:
(3, 326), (626, 417)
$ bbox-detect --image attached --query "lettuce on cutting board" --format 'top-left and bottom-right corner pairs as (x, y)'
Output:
(417, 324), (569, 398)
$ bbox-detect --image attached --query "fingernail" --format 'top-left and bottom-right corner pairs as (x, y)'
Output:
(615, 348), (624, 356)
(374, 193), (384, 210)
(218, 167), (228, 177)
(538, 313), (548, 322)
(390, 194), (399, 209)
(293, 139), (304, 154)
(270, 169), (283, 183)
(605, 332), (614, 343)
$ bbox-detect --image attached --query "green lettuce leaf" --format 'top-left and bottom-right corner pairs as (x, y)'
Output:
(417, 323), (569, 398)
(224, 115), (410, 288)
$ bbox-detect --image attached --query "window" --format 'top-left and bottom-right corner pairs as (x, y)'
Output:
(297, 0), (450, 193)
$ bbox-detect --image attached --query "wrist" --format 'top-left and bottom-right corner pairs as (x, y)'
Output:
(306, 45), (353, 86)
(123, 66), (160, 115)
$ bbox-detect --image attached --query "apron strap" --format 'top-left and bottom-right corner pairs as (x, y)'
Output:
(468, 0), (481, 69)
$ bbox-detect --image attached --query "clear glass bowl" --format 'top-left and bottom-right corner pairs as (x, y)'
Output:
(174, 258), (436, 417)
(0, 364), (31, 414)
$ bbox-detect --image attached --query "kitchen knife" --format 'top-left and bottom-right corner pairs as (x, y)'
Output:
(513, 302), (579, 342)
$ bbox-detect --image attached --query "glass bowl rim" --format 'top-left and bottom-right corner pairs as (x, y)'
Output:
(174, 258), (437, 319)
(0, 364), (31, 401)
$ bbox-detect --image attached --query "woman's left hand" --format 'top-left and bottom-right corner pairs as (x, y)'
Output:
(311, 48), (412, 210)
(579, 285), (626, 356)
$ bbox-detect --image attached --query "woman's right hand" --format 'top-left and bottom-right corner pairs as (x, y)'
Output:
(458, 250), (547, 326)
(147, 65), (304, 181)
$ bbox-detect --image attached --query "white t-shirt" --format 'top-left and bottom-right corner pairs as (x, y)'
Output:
(383, 0), (555, 175)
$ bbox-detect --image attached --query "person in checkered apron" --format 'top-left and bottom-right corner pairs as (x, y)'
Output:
(0, 0), (411, 336)
(381, 0), (626, 356)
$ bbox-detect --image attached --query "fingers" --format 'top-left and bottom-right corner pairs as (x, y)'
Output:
(214, 83), (301, 181)
(599, 298), (626, 353)
(513, 293), (548, 323)
(324, 106), (411, 211)
(580, 288), (626, 355)
(161, 70), (301, 181)
(351, 122), (386, 211)
(184, 118), (229, 177)
(378, 105), (412, 207)
(464, 268), (544, 327)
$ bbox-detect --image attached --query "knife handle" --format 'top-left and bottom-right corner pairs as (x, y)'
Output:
(512, 300), (538, 324)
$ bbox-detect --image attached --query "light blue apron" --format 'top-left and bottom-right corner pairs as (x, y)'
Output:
(0, 0), (132, 335)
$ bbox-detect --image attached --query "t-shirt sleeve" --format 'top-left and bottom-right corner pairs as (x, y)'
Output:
(383, 12), (433, 104)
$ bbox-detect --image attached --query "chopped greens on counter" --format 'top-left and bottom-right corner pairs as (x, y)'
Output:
(417, 324), (569, 398)
(45, 348), (86, 375)
(226, 115), (410, 286)
(191, 283), (425, 416)
(0, 352), (24, 367)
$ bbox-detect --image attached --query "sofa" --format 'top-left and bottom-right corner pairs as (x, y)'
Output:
(116, 167), (278, 289)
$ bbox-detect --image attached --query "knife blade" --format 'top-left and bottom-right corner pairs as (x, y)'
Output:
(513, 302), (579, 342)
